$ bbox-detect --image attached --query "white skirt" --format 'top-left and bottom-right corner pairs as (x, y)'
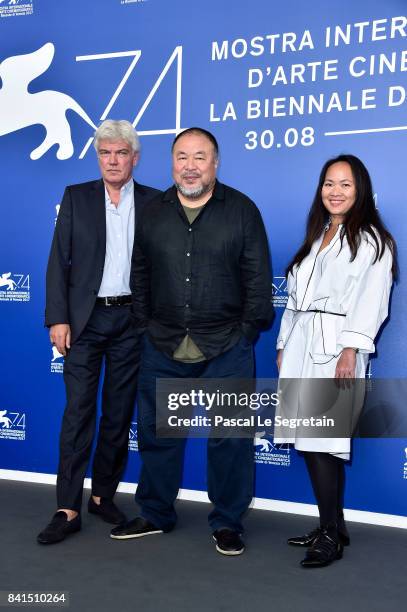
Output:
(275, 311), (368, 459)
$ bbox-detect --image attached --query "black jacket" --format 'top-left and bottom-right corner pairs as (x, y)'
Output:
(45, 178), (160, 344)
(130, 180), (273, 359)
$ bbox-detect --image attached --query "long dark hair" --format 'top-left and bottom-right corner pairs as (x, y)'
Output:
(286, 154), (398, 278)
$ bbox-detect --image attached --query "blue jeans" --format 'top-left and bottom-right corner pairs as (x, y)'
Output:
(135, 335), (255, 533)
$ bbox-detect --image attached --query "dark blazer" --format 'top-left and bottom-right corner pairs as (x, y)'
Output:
(45, 179), (160, 344)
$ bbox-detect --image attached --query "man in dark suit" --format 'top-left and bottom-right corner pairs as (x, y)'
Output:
(37, 120), (159, 545)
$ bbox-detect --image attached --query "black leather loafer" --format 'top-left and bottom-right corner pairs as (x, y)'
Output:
(288, 526), (350, 547)
(288, 527), (322, 547)
(213, 529), (245, 556)
(110, 517), (163, 539)
(37, 511), (81, 545)
(300, 530), (344, 568)
(88, 497), (126, 525)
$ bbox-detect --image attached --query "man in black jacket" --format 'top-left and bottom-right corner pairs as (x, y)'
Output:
(37, 120), (159, 545)
(111, 127), (273, 555)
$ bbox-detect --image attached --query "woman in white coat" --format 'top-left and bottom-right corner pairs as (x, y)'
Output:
(276, 154), (397, 568)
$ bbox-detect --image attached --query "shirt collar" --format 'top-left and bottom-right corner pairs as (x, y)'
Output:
(324, 217), (344, 231)
(104, 178), (134, 206)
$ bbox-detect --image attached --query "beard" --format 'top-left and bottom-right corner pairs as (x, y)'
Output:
(175, 177), (214, 200)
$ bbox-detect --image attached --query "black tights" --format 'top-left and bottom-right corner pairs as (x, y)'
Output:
(304, 451), (345, 529)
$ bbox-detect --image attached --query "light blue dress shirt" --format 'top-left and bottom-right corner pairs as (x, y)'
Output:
(98, 179), (135, 297)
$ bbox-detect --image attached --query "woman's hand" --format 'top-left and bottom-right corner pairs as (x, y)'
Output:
(335, 347), (357, 380)
(276, 349), (283, 372)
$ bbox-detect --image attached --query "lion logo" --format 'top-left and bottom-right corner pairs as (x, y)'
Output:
(254, 431), (273, 452)
(0, 42), (96, 159)
(51, 346), (64, 362)
(0, 273), (17, 291)
(0, 411), (13, 429)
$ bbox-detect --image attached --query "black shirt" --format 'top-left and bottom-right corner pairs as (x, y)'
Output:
(130, 180), (273, 360)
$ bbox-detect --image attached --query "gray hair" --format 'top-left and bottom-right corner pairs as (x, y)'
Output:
(94, 120), (140, 153)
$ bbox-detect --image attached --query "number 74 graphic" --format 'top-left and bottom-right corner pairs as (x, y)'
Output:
(76, 46), (183, 159)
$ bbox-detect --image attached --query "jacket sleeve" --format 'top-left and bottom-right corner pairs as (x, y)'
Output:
(45, 187), (72, 327)
(239, 204), (274, 341)
(130, 214), (151, 332)
(276, 271), (297, 349)
(337, 241), (393, 353)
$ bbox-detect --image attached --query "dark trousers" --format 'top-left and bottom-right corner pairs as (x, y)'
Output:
(135, 335), (255, 533)
(56, 303), (140, 511)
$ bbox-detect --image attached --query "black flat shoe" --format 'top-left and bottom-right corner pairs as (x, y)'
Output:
(288, 526), (350, 547)
(287, 527), (322, 547)
(37, 511), (81, 545)
(300, 530), (344, 568)
(213, 529), (245, 556)
(88, 497), (126, 525)
(110, 517), (163, 539)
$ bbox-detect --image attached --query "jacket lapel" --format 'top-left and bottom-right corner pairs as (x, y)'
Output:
(91, 179), (106, 248)
(133, 179), (145, 223)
